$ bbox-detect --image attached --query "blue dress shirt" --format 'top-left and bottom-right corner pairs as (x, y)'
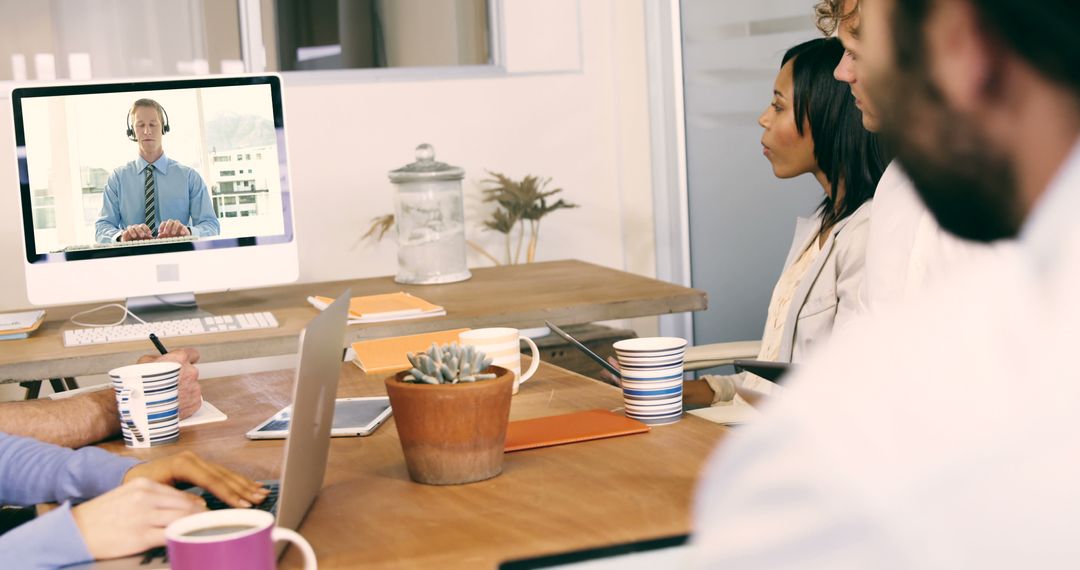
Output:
(95, 154), (221, 243)
(0, 433), (139, 569)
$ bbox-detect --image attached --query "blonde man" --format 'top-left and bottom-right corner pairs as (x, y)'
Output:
(95, 98), (219, 243)
(818, 0), (992, 313)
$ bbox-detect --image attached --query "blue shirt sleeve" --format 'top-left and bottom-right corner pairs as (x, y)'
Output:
(0, 433), (138, 506)
(187, 170), (220, 238)
(95, 171), (124, 243)
(0, 434), (140, 569)
(0, 503), (93, 569)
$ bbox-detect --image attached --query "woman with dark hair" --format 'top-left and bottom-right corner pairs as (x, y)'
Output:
(765, 38), (884, 246)
(689, 37), (887, 405)
(604, 38), (887, 406)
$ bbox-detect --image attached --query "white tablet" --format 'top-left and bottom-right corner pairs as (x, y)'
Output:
(246, 396), (392, 439)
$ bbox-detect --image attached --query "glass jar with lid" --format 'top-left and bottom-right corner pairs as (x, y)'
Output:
(388, 144), (472, 284)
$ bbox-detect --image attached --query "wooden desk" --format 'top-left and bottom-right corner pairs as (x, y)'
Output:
(99, 361), (726, 569)
(1, 260), (706, 383)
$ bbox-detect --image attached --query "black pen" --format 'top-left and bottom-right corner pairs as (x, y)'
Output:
(149, 333), (168, 355)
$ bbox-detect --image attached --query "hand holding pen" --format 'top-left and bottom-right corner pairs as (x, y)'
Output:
(141, 336), (204, 418)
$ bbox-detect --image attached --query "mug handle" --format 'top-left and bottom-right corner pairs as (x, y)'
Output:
(271, 528), (317, 569)
(518, 336), (540, 384)
(117, 388), (145, 443)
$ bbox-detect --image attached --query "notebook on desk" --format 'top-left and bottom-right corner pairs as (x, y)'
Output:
(504, 409), (650, 452)
(309, 292), (446, 324)
(500, 534), (690, 569)
(0, 309), (45, 340)
(74, 290), (351, 569)
(350, 328), (470, 374)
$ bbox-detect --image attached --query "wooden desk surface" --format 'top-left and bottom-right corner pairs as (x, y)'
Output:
(1, 260), (706, 382)
(99, 361), (725, 569)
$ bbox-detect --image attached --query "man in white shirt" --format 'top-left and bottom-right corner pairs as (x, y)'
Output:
(824, 0), (990, 311)
(691, 0), (1080, 567)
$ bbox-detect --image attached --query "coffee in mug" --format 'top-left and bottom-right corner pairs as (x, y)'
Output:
(181, 525), (258, 538)
(166, 509), (316, 570)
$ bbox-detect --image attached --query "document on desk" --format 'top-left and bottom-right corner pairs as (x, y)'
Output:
(178, 400), (227, 427)
(308, 292), (446, 324)
(49, 385), (228, 427)
(686, 395), (761, 425)
(0, 309), (45, 340)
(350, 328), (471, 374)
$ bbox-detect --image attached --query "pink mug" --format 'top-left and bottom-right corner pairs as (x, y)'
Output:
(165, 509), (316, 570)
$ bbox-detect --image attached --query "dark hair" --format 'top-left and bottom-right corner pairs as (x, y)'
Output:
(893, 0), (1080, 98)
(782, 38), (887, 234)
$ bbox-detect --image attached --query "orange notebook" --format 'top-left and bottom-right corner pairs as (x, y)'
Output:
(504, 409), (650, 452)
(0, 310), (46, 340)
(351, 328), (470, 374)
(312, 292), (445, 324)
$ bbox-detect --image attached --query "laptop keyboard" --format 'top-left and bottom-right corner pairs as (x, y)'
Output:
(140, 481), (280, 565)
(204, 482), (280, 513)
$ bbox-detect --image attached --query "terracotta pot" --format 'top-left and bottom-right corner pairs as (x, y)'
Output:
(386, 366), (514, 485)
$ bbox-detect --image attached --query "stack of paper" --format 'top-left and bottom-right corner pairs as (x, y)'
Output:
(687, 395), (762, 425)
(350, 328), (470, 374)
(0, 310), (45, 341)
(308, 292), (446, 325)
(50, 386), (228, 428)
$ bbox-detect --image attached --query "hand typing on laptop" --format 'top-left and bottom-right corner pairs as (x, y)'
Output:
(0, 434), (268, 568)
(71, 451), (268, 561)
(122, 450), (269, 509)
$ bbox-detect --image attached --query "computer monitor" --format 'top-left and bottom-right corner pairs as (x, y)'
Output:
(12, 75), (298, 315)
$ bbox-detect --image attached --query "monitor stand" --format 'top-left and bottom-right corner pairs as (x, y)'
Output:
(125, 293), (215, 324)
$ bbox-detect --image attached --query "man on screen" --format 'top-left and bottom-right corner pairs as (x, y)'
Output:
(95, 98), (220, 243)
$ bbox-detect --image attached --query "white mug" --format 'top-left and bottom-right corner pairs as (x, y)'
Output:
(459, 328), (540, 394)
(108, 361), (181, 448)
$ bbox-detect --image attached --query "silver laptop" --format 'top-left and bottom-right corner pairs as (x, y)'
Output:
(72, 290), (351, 569)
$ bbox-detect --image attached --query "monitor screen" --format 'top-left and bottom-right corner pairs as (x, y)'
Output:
(12, 75), (299, 306)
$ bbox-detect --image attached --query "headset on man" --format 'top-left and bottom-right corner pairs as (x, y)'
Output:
(125, 99), (170, 142)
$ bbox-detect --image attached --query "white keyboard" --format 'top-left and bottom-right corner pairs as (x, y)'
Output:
(63, 312), (279, 347)
(61, 235), (199, 253)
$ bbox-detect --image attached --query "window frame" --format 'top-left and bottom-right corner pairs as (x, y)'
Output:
(238, 0), (506, 85)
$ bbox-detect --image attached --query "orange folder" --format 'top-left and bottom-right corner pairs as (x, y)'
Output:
(313, 292), (444, 322)
(351, 328), (470, 374)
(504, 409), (650, 452)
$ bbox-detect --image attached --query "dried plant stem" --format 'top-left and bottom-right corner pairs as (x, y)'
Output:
(467, 240), (502, 265)
(527, 220), (539, 263)
(514, 220), (528, 264)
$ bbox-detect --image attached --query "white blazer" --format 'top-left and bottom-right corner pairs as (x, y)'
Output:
(862, 161), (995, 312)
(776, 200), (872, 363)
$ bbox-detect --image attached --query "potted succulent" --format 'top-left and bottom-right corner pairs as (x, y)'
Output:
(386, 343), (514, 485)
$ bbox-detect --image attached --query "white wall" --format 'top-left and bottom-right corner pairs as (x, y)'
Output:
(682, 0), (821, 345)
(0, 0), (657, 316)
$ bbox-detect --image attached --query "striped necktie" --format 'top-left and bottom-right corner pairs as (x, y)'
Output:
(143, 164), (157, 235)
